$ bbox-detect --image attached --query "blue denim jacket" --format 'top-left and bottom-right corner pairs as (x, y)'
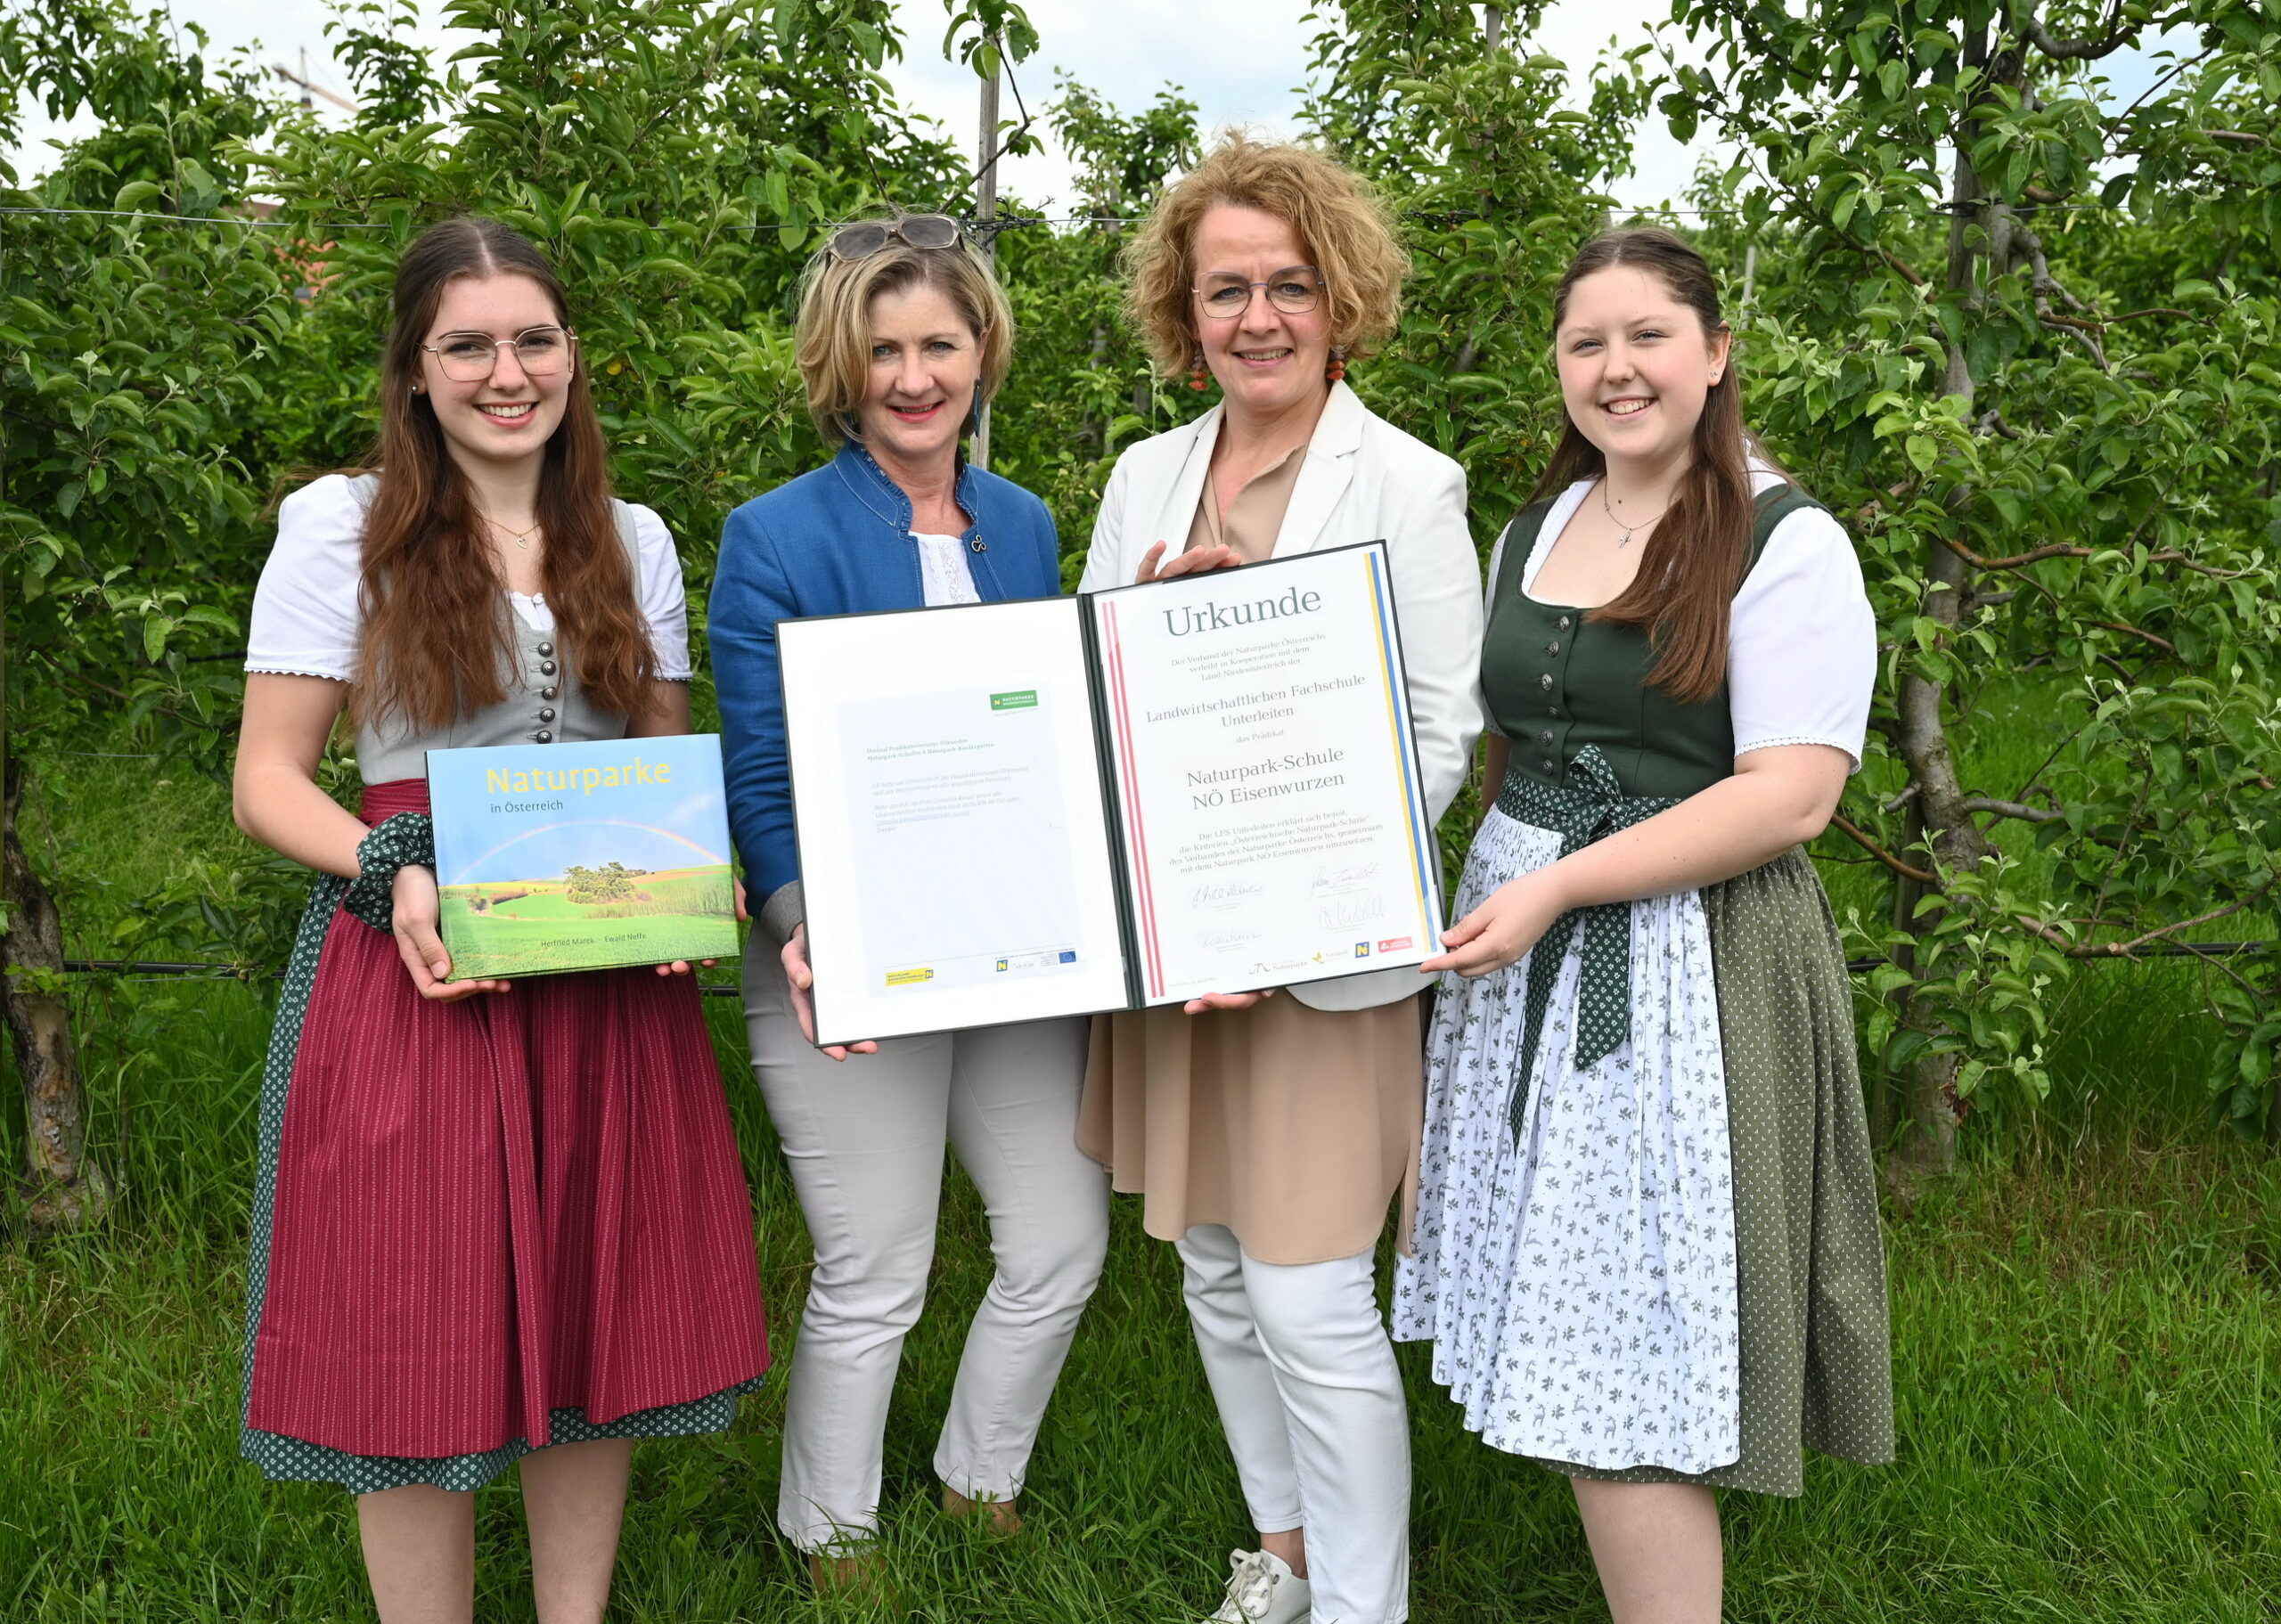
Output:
(708, 443), (1062, 935)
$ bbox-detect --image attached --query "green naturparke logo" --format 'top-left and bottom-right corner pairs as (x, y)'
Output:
(486, 757), (674, 797)
(990, 690), (1039, 711)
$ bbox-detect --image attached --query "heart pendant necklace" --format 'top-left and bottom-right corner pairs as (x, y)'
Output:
(483, 512), (541, 551)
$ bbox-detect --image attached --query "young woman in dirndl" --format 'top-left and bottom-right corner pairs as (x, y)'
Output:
(233, 216), (767, 1624)
(1394, 226), (1894, 1624)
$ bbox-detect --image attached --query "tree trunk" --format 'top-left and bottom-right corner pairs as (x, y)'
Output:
(4, 760), (112, 1232)
(1882, 27), (2000, 1191)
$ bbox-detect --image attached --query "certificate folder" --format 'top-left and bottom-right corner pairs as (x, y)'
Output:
(427, 734), (741, 981)
(779, 542), (1443, 1048)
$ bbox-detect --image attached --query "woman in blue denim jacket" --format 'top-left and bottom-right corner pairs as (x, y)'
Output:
(708, 215), (1108, 1587)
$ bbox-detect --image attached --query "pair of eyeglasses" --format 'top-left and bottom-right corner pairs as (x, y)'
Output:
(829, 215), (964, 260)
(421, 325), (578, 382)
(1193, 265), (1324, 319)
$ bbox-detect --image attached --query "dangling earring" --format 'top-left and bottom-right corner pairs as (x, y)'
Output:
(1188, 350), (1209, 392)
(1326, 347), (1347, 384)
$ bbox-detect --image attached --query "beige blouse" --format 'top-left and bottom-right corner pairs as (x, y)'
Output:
(1076, 437), (1424, 1267)
(1187, 443), (1307, 562)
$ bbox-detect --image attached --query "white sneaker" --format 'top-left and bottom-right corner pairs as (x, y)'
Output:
(1205, 1548), (1312, 1624)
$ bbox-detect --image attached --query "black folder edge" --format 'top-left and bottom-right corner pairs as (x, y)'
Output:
(780, 539), (1443, 1049)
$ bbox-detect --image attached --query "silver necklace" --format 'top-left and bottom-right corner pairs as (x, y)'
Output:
(1599, 478), (1672, 548)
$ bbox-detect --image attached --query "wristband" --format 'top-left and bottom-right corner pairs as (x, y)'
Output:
(342, 812), (437, 933)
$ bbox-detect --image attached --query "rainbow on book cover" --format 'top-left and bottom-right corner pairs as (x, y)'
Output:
(427, 735), (740, 980)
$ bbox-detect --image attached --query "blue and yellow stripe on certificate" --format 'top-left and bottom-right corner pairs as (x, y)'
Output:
(1364, 548), (1436, 939)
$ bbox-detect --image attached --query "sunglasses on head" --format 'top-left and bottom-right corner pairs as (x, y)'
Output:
(828, 215), (965, 261)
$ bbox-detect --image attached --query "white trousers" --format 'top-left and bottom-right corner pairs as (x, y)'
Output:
(745, 952), (1110, 1551)
(1177, 1224), (1412, 1624)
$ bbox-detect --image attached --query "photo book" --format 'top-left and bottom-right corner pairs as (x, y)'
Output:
(426, 734), (741, 981)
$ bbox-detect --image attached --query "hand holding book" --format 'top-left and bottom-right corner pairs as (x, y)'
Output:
(389, 864), (513, 1002)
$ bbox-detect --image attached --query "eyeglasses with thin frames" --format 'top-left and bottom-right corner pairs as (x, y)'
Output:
(828, 215), (964, 261)
(1192, 265), (1324, 320)
(421, 326), (578, 382)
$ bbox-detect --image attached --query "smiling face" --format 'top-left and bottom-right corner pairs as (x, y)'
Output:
(417, 273), (576, 473)
(854, 281), (985, 475)
(1190, 204), (1333, 423)
(1555, 264), (1732, 477)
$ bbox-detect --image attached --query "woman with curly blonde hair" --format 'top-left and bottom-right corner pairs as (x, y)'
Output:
(1076, 135), (1484, 1624)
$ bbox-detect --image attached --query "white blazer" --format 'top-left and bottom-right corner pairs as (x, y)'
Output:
(1078, 381), (1486, 1012)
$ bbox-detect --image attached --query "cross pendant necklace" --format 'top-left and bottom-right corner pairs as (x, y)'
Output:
(1599, 477), (1670, 548)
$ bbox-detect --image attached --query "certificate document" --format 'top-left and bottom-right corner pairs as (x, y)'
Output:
(1088, 543), (1442, 1007)
(779, 597), (1134, 1047)
(778, 543), (1442, 1046)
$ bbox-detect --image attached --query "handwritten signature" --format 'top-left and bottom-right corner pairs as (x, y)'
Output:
(1318, 894), (1386, 931)
(1192, 879), (1267, 911)
(1307, 861), (1381, 897)
(1202, 928), (1263, 951)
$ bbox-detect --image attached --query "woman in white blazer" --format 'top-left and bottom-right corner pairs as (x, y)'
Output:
(1075, 135), (1484, 1624)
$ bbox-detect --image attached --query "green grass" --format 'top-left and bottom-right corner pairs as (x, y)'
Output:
(434, 867), (740, 975)
(3, 735), (2278, 1620)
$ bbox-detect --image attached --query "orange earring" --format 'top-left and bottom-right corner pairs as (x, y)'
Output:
(1188, 351), (1209, 392)
(1326, 347), (1347, 383)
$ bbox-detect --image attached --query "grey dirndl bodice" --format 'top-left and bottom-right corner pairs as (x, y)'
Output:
(350, 483), (643, 785)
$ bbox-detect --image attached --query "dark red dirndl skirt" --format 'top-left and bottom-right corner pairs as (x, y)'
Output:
(244, 779), (769, 1459)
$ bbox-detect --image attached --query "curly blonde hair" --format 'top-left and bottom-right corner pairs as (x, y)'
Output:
(795, 217), (1015, 445)
(1123, 133), (1408, 375)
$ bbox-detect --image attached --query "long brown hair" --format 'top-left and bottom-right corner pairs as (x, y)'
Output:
(1528, 226), (1771, 704)
(354, 216), (653, 731)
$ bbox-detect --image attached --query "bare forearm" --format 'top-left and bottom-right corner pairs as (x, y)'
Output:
(625, 680), (693, 739)
(233, 763), (369, 878)
(1481, 731), (1510, 810)
(1542, 753), (1846, 912)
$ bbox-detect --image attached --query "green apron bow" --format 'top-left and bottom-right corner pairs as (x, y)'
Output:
(1492, 745), (1680, 1138)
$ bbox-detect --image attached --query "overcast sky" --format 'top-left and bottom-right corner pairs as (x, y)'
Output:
(7, 1), (2184, 210)
(5, 0), (1718, 205)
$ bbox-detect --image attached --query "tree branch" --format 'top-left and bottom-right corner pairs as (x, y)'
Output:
(2016, 878), (2277, 964)
(2107, 879), (2277, 956)
(2090, 618), (2178, 655)
(2015, 0), (2137, 60)
(1830, 812), (1940, 884)
(1878, 245), (1929, 288)
(1935, 534), (2255, 579)
(1960, 796), (2063, 823)
(2103, 45), (2214, 140)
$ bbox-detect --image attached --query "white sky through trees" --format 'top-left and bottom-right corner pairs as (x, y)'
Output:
(5, 0), (1720, 205)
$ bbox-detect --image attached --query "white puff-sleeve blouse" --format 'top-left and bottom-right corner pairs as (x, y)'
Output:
(244, 473), (693, 682)
(1485, 468), (1876, 770)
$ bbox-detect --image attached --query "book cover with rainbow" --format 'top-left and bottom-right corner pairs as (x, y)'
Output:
(427, 735), (740, 980)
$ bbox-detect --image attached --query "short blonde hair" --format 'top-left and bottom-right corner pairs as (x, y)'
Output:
(1123, 134), (1408, 374)
(794, 217), (1015, 445)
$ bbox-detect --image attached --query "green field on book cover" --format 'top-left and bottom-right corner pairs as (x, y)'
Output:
(427, 735), (740, 980)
